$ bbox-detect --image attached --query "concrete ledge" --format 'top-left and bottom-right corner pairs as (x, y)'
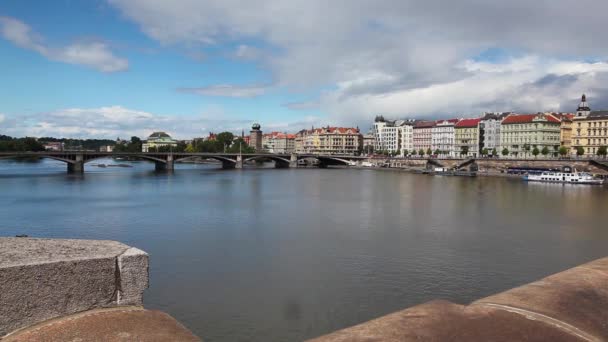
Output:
(2, 307), (200, 342)
(308, 257), (608, 342)
(0, 238), (149, 337)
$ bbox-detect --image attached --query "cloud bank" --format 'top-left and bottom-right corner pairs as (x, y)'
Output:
(0, 106), (317, 139)
(108, 0), (608, 126)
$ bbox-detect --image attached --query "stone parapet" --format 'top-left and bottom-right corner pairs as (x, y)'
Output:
(0, 238), (149, 337)
(308, 257), (608, 341)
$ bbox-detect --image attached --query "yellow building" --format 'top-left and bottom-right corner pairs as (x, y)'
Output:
(571, 94), (608, 156)
(454, 118), (480, 157)
(294, 127), (362, 155)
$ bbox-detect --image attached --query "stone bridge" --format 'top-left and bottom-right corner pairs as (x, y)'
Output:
(0, 152), (366, 173)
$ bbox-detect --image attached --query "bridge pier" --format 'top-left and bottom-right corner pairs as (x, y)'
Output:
(155, 155), (174, 172)
(235, 155), (243, 169)
(67, 154), (84, 173)
(221, 160), (236, 169)
(290, 153), (298, 168)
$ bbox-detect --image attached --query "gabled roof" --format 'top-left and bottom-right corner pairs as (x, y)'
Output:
(501, 113), (560, 124)
(455, 118), (481, 128)
(414, 121), (436, 128)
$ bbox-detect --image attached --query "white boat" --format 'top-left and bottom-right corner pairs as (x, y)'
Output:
(524, 170), (604, 185)
(361, 161), (374, 167)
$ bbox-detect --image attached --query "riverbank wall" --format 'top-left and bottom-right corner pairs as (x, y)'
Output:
(308, 256), (608, 341)
(367, 157), (608, 175)
(0, 237), (199, 341)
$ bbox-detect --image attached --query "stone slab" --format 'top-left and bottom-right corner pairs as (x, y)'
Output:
(309, 257), (608, 342)
(474, 257), (608, 341)
(3, 307), (200, 342)
(0, 238), (149, 336)
(307, 300), (583, 342)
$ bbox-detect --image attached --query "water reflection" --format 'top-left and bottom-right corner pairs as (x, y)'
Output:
(0, 159), (607, 341)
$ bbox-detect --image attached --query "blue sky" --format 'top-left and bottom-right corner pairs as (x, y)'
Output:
(2, 1), (608, 138)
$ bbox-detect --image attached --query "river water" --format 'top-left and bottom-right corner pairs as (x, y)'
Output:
(1, 158), (607, 341)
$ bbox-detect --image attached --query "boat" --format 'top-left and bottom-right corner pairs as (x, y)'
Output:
(524, 170), (604, 185)
(430, 167), (477, 177)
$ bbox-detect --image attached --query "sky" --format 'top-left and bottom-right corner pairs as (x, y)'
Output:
(2, 0), (608, 139)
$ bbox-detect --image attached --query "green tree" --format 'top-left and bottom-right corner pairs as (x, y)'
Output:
(491, 148), (498, 157)
(418, 149), (424, 157)
(216, 132), (234, 150)
(597, 146), (607, 158)
(558, 146), (568, 157)
(576, 146), (585, 157)
(402, 149), (408, 157)
(523, 144), (531, 157)
(434, 149), (440, 156)
(227, 137), (255, 153)
(481, 148), (489, 157)
(532, 147), (540, 158)
(426, 148), (432, 156)
(502, 148), (509, 156)
(541, 146), (549, 157)
(460, 146), (469, 156)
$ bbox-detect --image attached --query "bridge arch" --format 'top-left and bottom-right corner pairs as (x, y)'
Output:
(243, 155), (291, 164)
(303, 156), (353, 166)
(0, 154), (76, 164)
(173, 155), (236, 165)
(82, 154), (167, 164)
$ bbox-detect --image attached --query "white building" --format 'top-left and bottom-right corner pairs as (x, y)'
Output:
(363, 133), (375, 155)
(431, 119), (458, 157)
(372, 116), (414, 156)
(413, 121), (436, 153)
(262, 132), (296, 153)
(479, 113), (505, 153)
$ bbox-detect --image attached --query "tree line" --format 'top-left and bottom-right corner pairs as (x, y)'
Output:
(0, 135), (45, 152)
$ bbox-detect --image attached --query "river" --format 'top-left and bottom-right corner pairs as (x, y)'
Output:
(1, 158), (607, 341)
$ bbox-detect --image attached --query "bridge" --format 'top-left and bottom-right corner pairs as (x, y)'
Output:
(0, 152), (366, 173)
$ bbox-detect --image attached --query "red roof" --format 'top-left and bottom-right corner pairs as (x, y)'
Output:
(414, 121), (436, 128)
(455, 118), (481, 128)
(501, 114), (560, 124)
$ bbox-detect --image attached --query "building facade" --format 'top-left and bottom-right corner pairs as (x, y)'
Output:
(362, 133), (375, 155)
(550, 113), (575, 151)
(431, 119), (457, 156)
(262, 132), (295, 153)
(413, 121), (435, 153)
(372, 116), (414, 156)
(571, 95), (608, 156)
(500, 113), (561, 157)
(454, 118), (481, 157)
(295, 127), (362, 155)
(479, 113), (504, 153)
(142, 132), (178, 152)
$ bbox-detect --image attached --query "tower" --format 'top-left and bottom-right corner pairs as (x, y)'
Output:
(576, 94), (591, 118)
(249, 123), (263, 152)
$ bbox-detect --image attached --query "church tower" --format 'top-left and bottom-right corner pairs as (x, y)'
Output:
(576, 94), (591, 118)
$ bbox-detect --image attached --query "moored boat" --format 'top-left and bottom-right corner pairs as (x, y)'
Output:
(523, 170), (603, 185)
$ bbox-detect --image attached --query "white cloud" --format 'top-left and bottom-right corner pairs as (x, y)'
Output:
(0, 16), (128, 72)
(0, 105), (319, 139)
(0, 113), (5, 124)
(107, 0), (608, 126)
(178, 84), (269, 98)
